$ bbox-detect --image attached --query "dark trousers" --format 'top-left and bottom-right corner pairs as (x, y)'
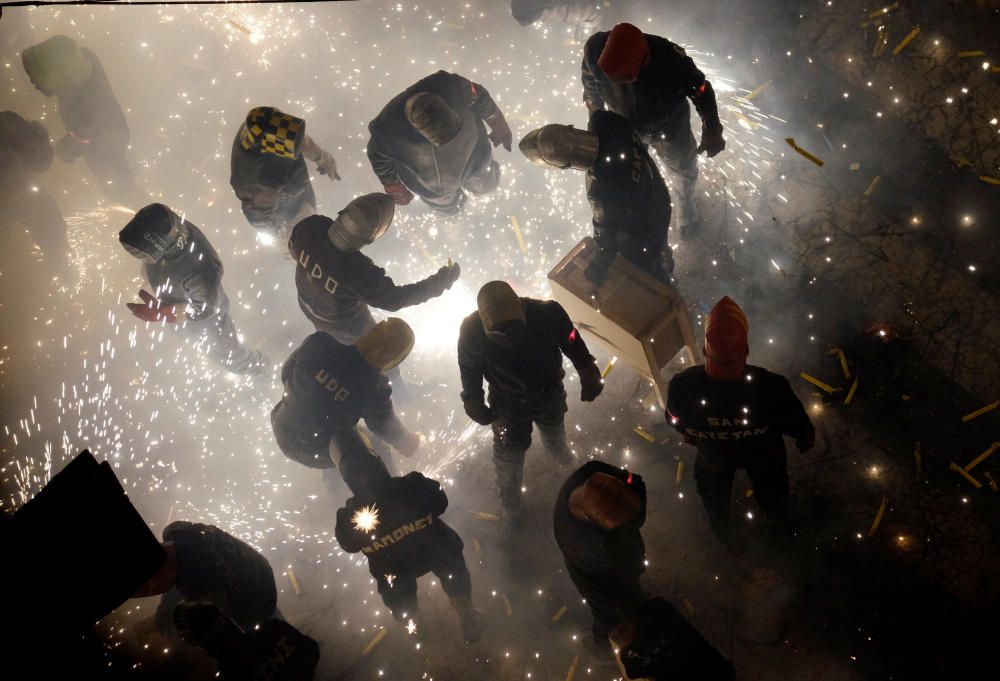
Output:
(177, 310), (265, 375)
(374, 549), (472, 619)
(693, 451), (789, 537)
(568, 568), (645, 642)
(491, 389), (571, 509)
(645, 101), (699, 230)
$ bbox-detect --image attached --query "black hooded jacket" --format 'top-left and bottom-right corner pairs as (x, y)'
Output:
(229, 125), (315, 231)
(457, 298), (596, 402)
(666, 364), (814, 470)
(271, 332), (409, 456)
(335, 472), (464, 578)
(289, 215), (451, 328)
(56, 48), (129, 153)
(553, 460), (647, 602)
(582, 31), (721, 135)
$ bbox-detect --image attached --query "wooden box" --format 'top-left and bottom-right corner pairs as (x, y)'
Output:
(547, 238), (697, 408)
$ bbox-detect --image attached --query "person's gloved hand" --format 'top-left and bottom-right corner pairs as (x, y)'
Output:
(54, 135), (85, 163)
(796, 427), (816, 453)
(484, 111), (513, 152)
(697, 125), (726, 158)
(383, 181), (414, 206)
(398, 431), (422, 457)
(464, 399), (496, 425)
(127, 289), (179, 323)
(578, 362), (604, 402)
(434, 261), (461, 290)
(314, 149), (341, 180)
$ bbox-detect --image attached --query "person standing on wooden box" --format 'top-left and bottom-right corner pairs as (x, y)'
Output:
(457, 281), (604, 529)
(520, 109), (674, 285)
(666, 297), (815, 549)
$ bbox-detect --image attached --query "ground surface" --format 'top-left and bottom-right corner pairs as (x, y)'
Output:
(1, 2), (997, 680)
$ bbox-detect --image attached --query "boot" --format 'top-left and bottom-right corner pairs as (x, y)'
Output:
(449, 596), (483, 643)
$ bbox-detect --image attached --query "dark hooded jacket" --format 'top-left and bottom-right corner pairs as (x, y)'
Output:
(582, 31), (721, 135)
(289, 214), (452, 328)
(335, 472), (464, 579)
(0, 111), (53, 187)
(667, 364), (814, 471)
(553, 460), (647, 603)
(458, 298), (596, 401)
(56, 48), (129, 153)
(229, 125), (315, 231)
(366, 71), (498, 200)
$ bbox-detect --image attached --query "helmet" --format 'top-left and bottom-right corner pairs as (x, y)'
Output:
(577, 472), (642, 529)
(327, 193), (395, 252)
(597, 23), (651, 84)
(21, 35), (94, 95)
(477, 281), (525, 332)
(355, 318), (415, 372)
(405, 92), (463, 146)
(240, 106), (307, 159)
(119, 204), (189, 264)
(519, 124), (599, 171)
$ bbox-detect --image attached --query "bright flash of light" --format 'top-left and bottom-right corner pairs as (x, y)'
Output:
(352, 504), (380, 532)
(405, 619), (417, 636)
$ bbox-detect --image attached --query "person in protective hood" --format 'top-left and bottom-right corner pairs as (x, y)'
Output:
(290, 192), (460, 344)
(133, 520), (279, 641)
(22, 35), (146, 207)
(271, 318), (421, 489)
(554, 460), (646, 647)
(666, 297), (815, 547)
(119, 203), (267, 375)
(582, 23), (726, 236)
(230, 105), (340, 241)
(511, 0), (601, 37)
(367, 70), (512, 215)
(457, 281), (604, 525)
(0, 111), (71, 275)
(520, 109), (673, 284)
(335, 453), (481, 642)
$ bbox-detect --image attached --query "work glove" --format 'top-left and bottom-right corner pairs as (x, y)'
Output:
(696, 125), (726, 158)
(578, 362), (605, 402)
(433, 261), (461, 291)
(314, 149), (341, 180)
(796, 427), (816, 453)
(484, 111), (513, 152)
(383, 180), (414, 206)
(127, 289), (179, 323)
(398, 431), (422, 457)
(464, 399), (497, 426)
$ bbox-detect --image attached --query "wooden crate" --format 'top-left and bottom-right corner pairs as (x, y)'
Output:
(547, 238), (697, 408)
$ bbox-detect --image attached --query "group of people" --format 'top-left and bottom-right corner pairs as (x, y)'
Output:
(4, 18), (817, 679)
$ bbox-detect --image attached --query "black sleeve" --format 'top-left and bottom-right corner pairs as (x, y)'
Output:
(350, 254), (447, 312)
(668, 45), (722, 131)
(363, 380), (410, 450)
(179, 270), (225, 322)
(581, 35), (606, 110)
(546, 302), (596, 370)
(366, 136), (401, 186)
(773, 375), (814, 440)
(457, 322), (486, 402)
(665, 375), (685, 431)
